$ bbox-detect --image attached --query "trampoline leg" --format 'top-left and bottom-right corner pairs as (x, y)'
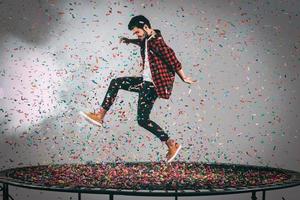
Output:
(109, 193), (113, 200)
(251, 191), (257, 200)
(3, 184), (9, 200)
(262, 190), (266, 200)
(78, 193), (81, 200)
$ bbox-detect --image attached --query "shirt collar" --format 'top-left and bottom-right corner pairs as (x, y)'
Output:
(146, 33), (155, 41)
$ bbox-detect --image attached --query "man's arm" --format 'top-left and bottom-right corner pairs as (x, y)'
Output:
(128, 39), (142, 46)
(177, 68), (197, 84)
(152, 37), (197, 84)
(120, 37), (142, 46)
(152, 37), (182, 72)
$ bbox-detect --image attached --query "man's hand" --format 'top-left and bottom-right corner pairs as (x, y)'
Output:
(176, 69), (197, 84)
(119, 37), (130, 45)
(182, 76), (197, 84)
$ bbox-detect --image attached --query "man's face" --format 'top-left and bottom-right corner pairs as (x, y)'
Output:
(132, 27), (147, 41)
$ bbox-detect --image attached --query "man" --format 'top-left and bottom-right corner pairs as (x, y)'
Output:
(80, 15), (196, 163)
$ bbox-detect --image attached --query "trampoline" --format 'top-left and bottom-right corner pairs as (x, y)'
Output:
(1, 161), (300, 200)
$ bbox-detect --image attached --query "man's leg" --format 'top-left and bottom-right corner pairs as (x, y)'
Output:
(101, 76), (143, 111)
(136, 82), (170, 142)
(136, 81), (181, 162)
(81, 76), (143, 126)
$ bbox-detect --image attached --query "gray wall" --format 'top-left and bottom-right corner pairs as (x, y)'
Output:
(0, 0), (299, 199)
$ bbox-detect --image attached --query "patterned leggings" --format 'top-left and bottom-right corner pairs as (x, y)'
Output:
(101, 76), (170, 142)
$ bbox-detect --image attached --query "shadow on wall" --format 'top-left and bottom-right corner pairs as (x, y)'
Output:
(0, 108), (102, 170)
(0, 0), (66, 44)
(0, 114), (66, 170)
(0, 0), (98, 166)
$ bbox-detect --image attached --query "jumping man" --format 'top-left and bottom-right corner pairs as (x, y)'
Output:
(80, 15), (197, 163)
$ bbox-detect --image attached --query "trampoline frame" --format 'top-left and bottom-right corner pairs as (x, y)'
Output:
(1, 162), (300, 200)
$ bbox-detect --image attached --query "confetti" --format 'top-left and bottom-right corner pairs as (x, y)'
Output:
(4, 162), (292, 190)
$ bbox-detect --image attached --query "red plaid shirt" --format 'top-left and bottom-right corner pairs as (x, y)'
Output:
(139, 29), (182, 99)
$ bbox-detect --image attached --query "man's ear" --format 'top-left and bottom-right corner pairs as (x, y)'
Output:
(143, 24), (149, 30)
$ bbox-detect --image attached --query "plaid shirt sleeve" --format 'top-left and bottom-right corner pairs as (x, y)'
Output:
(152, 37), (182, 72)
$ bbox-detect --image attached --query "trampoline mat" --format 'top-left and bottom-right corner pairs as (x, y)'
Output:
(1, 161), (296, 191)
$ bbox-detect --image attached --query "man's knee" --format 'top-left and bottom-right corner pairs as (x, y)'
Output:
(137, 117), (148, 127)
(110, 78), (117, 85)
(110, 78), (121, 88)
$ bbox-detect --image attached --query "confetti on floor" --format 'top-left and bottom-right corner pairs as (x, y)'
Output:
(3, 161), (293, 190)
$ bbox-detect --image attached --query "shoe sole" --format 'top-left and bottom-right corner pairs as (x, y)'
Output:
(79, 111), (103, 127)
(167, 144), (182, 163)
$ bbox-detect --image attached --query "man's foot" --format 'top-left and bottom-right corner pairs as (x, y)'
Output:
(79, 111), (104, 127)
(165, 139), (182, 163)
